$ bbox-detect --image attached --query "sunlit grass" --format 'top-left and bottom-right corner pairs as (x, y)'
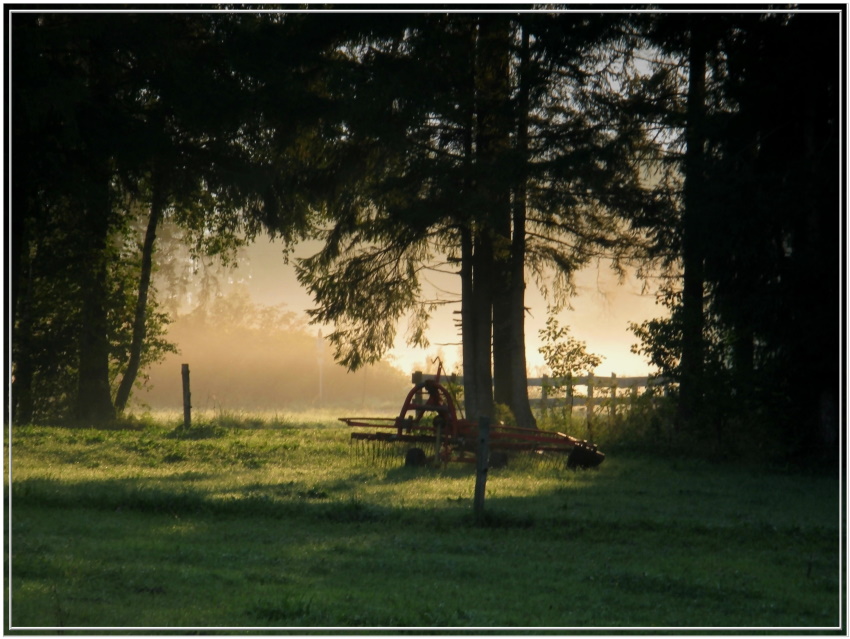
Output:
(7, 415), (841, 630)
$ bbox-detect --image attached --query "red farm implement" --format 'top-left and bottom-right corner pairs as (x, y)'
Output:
(341, 364), (604, 470)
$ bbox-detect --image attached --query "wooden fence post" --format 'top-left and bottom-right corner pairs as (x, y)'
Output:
(586, 373), (595, 430)
(181, 364), (191, 429)
(474, 416), (491, 524)
(541, 375), (549, 416)
(609, 373), (617, 422)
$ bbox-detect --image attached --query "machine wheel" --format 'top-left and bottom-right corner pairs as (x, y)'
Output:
(489, 451), (508, 469)
(405, 447), (427, 467)
(566, 445), (605, 470)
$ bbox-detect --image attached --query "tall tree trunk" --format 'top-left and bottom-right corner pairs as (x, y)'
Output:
(483, 17), (512, 410)
(460, 226), (479, 421)
(471, 230), (495, 420)
(793, 85), (839, 457)
(114, 170), (166, 413)
(732, 325), (754, 398)
(11, 209), (35, 423)
(491, 19), (536, 429)
(459, 30), (479, 421)
(501, 232), (536, 428)
(504, 23), (537, 429)
(74, 33), (116, 424)
(676, 25), (707, 431)
(75, 162), (116, 424)
(474, 15), (511, 422)
(10, 27), (34, 424)
(492, 246), (513, 411)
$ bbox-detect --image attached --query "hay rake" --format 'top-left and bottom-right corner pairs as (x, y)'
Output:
(341, 363), (604, 470)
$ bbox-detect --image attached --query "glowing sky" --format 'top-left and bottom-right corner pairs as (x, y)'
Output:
(239, 239), (666, 378)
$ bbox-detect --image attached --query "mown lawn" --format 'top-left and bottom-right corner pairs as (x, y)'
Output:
(5, 415), (843, 632)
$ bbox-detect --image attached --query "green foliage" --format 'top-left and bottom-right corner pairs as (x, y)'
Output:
(12, 12), (328, 422)
(11, 202), (177, 423)
(442, 372), (465, 414)
(297, 238), (433, 371)
(493, 403), (516, 427)
(106, 207), (179, 390)
(628, 281), (834, 461)
(538, 315), (604, 425)
(538, 316), (604, 380)
(629, 302), (681, 384)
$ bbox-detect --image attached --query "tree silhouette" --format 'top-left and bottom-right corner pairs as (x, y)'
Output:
(631, 10), (840, 457)
(11, 13), (313, 421)
(296, 13), (659, 426)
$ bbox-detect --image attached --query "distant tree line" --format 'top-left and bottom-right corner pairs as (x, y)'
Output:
(10, 8), (840, 461)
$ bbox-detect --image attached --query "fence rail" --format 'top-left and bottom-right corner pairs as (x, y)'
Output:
(413, 372), (664, 389)
(412, 371), (669, 423)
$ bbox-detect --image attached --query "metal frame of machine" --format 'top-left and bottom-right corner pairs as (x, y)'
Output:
(341, 363), (604, 469)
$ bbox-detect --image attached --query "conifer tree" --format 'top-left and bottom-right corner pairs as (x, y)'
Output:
(296, 12), (659, 426)
(631, 10), (840, 457)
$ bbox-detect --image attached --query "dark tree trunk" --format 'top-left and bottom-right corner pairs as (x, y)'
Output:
(74, 32), (117, 424)
(504, 24), (536, 430)
(732, 326), (754, 398)
(492, 249), (513, 411)
(791, 84), (840, 458)
(459, 37), (479, 421)
(460, 226), (478, 421)
(676, 25), (707, 431)
(10, 104), (37, 423)
(11, 211), (35, 423)
(473, 15), (512, 423)
(75, 164), (116, 424)
(492, 245), (536, 428)
(471, 230), (494, 420)
(114, 171), (166, 413)
(483, 16), (535, 428)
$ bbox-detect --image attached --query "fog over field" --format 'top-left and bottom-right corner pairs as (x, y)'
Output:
(241, 240), (663, 374)
(137, 237), (664, 413)
(135, 288), (410, 413)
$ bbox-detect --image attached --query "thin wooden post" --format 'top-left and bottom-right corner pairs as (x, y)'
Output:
(541, 375), (549, 416)
(630, 380), (639, 420)
(181, 364), (191, 429)
(586, 373), (595, 432)
(316, 329), (325, 404)
(609, 373), (617, 422)
(474, 416), (490, 523)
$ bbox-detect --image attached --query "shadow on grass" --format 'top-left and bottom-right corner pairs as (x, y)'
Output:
(10, 473), (574, 531)
(9, 460), (842, 630)
(382, 463), (474, 483)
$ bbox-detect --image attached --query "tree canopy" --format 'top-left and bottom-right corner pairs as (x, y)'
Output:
(9, 8), (842, 462)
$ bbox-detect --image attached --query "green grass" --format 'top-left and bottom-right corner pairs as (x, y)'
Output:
(5, 414), (843, 632)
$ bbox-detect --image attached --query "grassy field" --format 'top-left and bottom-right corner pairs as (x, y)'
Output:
(5, 411), (843, 632)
